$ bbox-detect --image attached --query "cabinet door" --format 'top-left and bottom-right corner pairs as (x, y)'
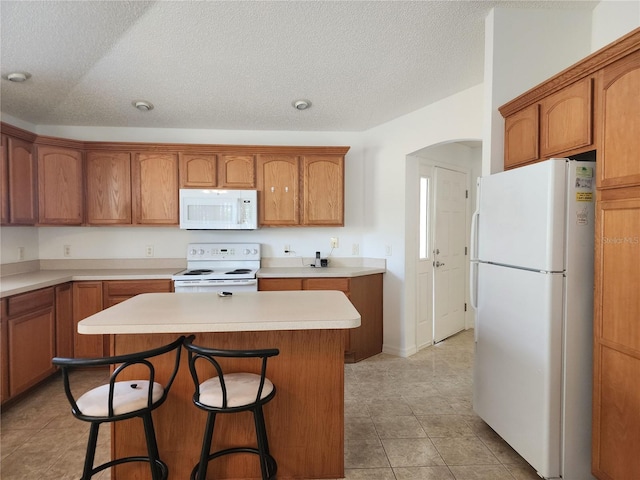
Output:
(55, 283), (74, 358)
(37, 146), (83, 225)
(504, 104), (539, 169)
(1, 135), (8, 224)
(1, 299), (8, 403)
(218, 154), (256, 188)
(540, 77), (593, 158)
(132, 152), (179, 225)
(7, 136), (37, 224)
(86, 151), (132, 224)
(6, 286), (56, 397)
(598, 49), (640, 189)
(72, 282), (104, 358)
(8, 308), (55, 397)
(592, 195), (640, 480)
(179, 153), (217, 188)
(257, 155), (299, 225)
(302, 155), (344, 226)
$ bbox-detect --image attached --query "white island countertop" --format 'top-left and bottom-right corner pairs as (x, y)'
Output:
(78, 290), (361, 334)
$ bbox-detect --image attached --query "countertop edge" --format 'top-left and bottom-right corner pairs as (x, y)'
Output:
(1, 267), (385, 298)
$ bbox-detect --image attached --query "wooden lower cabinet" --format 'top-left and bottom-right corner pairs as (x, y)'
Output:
(592, 192), (640, 479)
(259, 274), (383, 362)
(73, 280), (173, 357)
(72, 282), (105, 358)
(103, 279), (172, 308)
(1, 299), (8, 403)
(5, 287), (56, 398)
(55, 283), (74, 358)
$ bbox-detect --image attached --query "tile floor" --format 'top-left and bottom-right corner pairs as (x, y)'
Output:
(1, 329), (540, 479)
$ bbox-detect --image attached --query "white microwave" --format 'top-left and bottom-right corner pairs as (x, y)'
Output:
(179, 189), (258, 230)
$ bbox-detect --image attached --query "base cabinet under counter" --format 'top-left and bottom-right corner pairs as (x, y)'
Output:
(259, 273), (383, 362)
(73, 280), (174, 358)
(1, 287), (56, 404)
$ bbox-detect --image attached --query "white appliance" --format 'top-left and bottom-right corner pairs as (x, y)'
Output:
(469, 158), (596, 480)
(179, 189), (258, 230)
(173, 243), (260, 292)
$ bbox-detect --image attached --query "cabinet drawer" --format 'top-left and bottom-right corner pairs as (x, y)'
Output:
(7, 287), (55, 317)
(303, 278), (350, 292)
(258, 278), (303, 291)
(104, 280), (172, 297)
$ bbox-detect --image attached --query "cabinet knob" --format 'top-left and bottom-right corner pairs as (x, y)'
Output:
(285, 186), (289, 193)
(270, 186), (275, 193)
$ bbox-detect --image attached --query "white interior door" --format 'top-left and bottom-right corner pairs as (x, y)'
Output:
(433, 167), (467, 343)
(416, 165), (433, 350)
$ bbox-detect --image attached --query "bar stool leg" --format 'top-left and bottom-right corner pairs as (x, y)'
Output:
(82, 423), (100, 480)
(253, 406), (274, 480)
(195, 412), (217, 480)
(142, 412), (163, 480)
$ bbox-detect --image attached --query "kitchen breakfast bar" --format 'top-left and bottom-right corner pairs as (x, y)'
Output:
(77, 290), (361, 480)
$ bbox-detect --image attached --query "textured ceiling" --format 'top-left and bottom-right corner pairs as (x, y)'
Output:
(0, 1), (598, 132)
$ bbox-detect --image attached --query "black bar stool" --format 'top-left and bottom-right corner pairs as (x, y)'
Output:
(52, 336), (185, 480)
(183, 335), (279, 480)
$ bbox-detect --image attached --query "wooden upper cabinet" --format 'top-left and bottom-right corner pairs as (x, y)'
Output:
(302, 155), (344, 225)
(132, 152), (179, 225)
(86, 151), (132, 225)
(1, 135), (8, 224)
(37, 146), (84, 225)
(540, 77), (593, 158)
(598, 49), (640, 189)
(257, 155), (299, 226)
(179, 153), (217, 188)
(218, 154), (255, 188)
(6, 136), (37, 224)
(504, 104), (539, 169)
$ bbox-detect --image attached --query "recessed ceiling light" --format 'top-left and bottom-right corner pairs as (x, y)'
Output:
(292, 99), (311, 110)
(6, 72), (30, 82)
(132, 100), (154, 112)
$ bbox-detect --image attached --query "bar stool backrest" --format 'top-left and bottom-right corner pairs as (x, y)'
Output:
(52, 336), (185, 422)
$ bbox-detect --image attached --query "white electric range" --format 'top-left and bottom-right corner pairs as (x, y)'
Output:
(172, 243), (261, 293)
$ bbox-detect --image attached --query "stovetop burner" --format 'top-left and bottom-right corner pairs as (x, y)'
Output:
(184, 269), (214, 275)
(226, 269), (251, 274)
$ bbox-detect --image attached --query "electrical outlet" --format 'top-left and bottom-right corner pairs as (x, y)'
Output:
(63, 245), (71, 257)
(17, 247), (24, 261)
(284, 244), (291, 255)
(352, 243), (360, 256)
(385, 244), (392, 256)
(145, 245), (154, 257)
(330, 237), (339, 248)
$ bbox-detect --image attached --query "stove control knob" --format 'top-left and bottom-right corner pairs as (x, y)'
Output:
(189, 249), (197, 256)
(198, 249), (205, 256)
(253, 249), (259, 255)
(243, 248), (251, 255)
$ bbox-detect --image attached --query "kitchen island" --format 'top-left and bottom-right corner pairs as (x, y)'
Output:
(78, 290), (360, 480)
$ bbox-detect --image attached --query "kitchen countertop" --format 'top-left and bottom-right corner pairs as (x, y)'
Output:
(256, 266), (386, 278)
(78, 290), (361, 334)
(0, 264), (385, 298)
(0, 269), (180, 298)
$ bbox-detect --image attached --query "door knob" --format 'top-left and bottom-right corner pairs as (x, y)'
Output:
(435, 261), (445, 267)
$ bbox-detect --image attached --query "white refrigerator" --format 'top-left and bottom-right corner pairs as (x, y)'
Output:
(470, 158), (596, 480)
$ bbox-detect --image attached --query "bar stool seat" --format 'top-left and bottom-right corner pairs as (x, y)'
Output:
(52, 336), (185, 480)
(183, 335), (279, 480)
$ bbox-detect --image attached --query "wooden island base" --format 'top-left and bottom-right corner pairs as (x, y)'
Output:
(112, 329), (345, 480)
